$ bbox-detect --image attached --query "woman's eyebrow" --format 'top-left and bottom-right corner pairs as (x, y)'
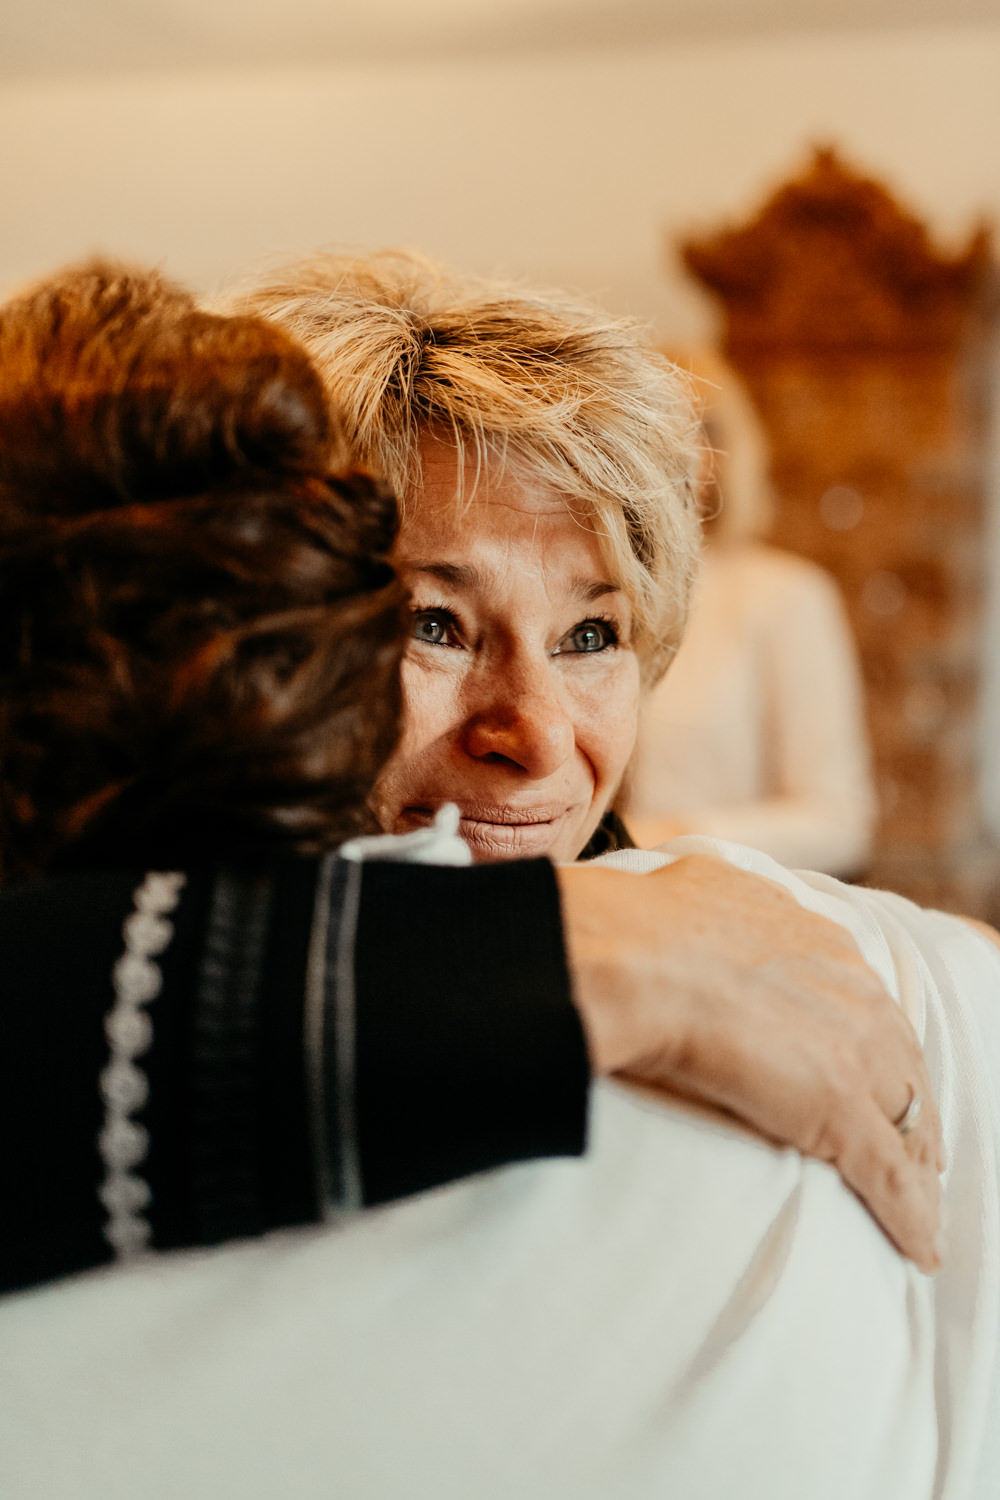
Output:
(405, 563), (623, 605)
(405, 561), (481, 590)
(575, 580), (624, 603)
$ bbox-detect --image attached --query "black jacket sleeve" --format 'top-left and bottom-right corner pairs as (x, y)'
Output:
(352, 859), (588, 1206)
(0, 856), (589, 1295)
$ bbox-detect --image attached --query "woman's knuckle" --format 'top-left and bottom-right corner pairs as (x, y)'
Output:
(880, 1156), (908, 1201)
(808, 1120), (843, 1163)
(829, 1052), (868, 1107)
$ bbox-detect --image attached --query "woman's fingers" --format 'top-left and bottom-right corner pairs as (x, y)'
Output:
(731, 990), (945, 1270)
(557, 854), (945, 1271)
(880, 1034), (944, 1175)
(831, 1102), (943, 1272)
(677, 948), (944, 1272)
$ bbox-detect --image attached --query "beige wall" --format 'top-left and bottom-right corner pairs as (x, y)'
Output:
(2, 20), (999, 339)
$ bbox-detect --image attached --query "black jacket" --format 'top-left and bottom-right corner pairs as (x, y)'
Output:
(0, 856), (588, 1295)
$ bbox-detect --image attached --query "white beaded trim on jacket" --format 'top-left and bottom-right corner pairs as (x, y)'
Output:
(98, 871), (186, 1261)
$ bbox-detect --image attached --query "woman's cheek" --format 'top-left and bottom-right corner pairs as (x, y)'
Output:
(371, 660), (455, 830)
(605, 666), (644, 786)
(569, 663), (641, 792)
(397, 654), (462, 757)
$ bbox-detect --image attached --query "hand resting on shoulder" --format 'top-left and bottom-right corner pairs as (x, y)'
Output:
(557, 852), (944, 1275)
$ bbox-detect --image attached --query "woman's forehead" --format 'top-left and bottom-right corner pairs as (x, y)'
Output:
(400, 468), (604, 566)
(412, 435), (568, 517)
(401, 431), (631, 601)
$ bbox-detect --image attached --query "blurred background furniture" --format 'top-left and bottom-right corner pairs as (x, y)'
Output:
(683, 148), (1000, 915)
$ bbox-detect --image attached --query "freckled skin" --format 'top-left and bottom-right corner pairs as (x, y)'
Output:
(372, 440), (641, 863)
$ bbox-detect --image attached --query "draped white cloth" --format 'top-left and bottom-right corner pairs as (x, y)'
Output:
(1, 837), (997, 1500)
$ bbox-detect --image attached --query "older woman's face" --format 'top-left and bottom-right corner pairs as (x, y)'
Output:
(372, 441), (641, 862)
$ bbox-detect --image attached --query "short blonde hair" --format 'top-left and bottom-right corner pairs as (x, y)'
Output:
(217, 251), (701, 685)
(662, 346), (774, 545)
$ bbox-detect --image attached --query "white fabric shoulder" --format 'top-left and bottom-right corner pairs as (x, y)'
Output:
(594, 835), (1000, 1500)
(0, 1079), (941, 1500)
(2, 835), (997, 1499)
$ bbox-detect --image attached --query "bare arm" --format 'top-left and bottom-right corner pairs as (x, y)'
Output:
(557, 853), (944, 1274)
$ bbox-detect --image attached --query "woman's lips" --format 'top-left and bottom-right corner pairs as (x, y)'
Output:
(402, 803), (570, 859)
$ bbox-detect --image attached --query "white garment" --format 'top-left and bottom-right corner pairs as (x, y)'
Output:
(629, 544), (876, 874)
(1, 839), (997, 1500)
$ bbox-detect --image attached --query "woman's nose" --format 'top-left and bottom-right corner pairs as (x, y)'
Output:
(461, 662), (575, 779)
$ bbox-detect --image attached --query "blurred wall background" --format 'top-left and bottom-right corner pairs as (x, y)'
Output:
(2, 14), (999, 327)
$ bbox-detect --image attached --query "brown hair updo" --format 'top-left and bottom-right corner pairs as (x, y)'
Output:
(0, 260), (407, 879)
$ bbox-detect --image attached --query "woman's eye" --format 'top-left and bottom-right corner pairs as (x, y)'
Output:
(410, 609), (456, 647)
(563, 619), (617, 654)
